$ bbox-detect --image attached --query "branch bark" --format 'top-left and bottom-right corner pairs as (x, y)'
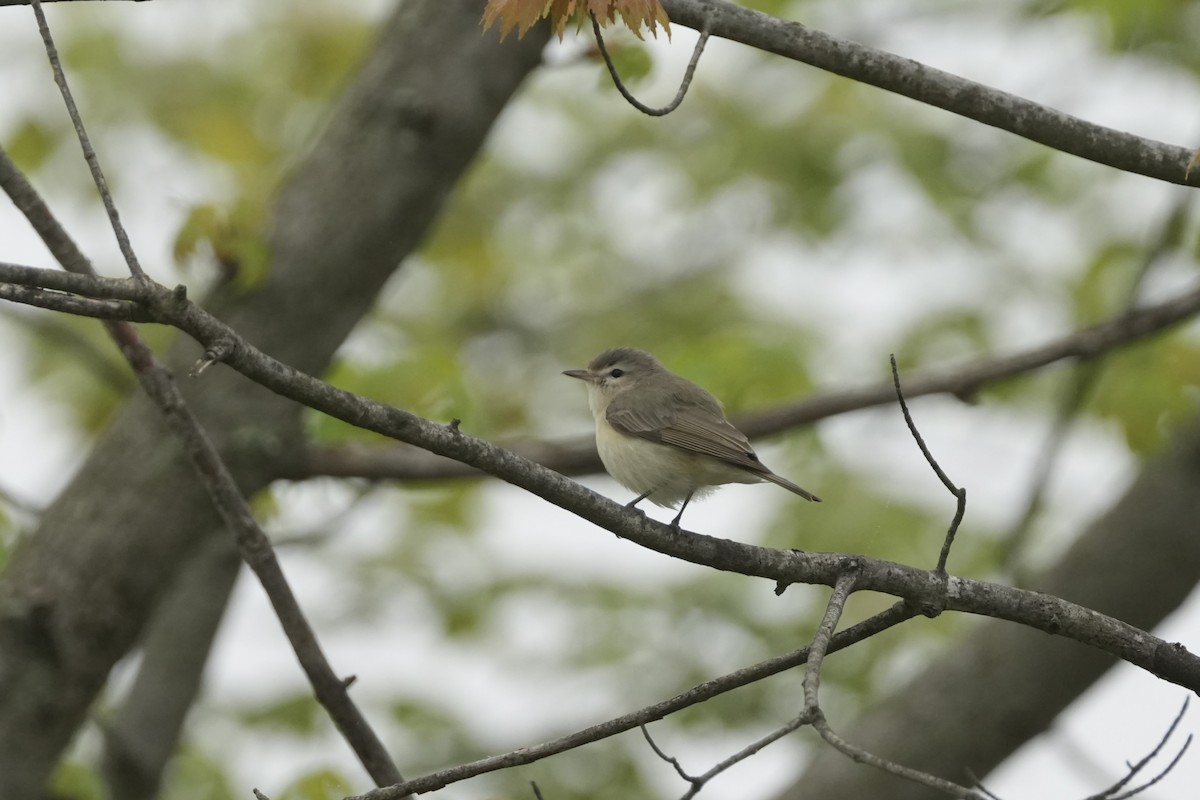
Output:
(6, 264), (1200, 691)
(660, 0), (1199, 186)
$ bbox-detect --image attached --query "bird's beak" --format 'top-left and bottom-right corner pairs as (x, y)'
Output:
(562, 368), (596, 383)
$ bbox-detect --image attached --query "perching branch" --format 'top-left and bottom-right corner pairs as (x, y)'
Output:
(659, 0), (1199, 186)
(8, 258), (1200, 488)
(0, 259), (1198, 697)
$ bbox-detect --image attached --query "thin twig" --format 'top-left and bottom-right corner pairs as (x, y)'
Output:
(591, 12), (710, 116)
(801, 571), (858, 713)
(811, 720), (984, 799)
(803, 571), (983, 799)
(1084, 698), (1191, 800)
(891, 354), (966, 575)
(640, 725), (694, 783)
(28, 0), (147, 279)
(677, 713), (812, 800)
(0, 152), (405, 795)
(964, 772), (1004, 800)
(344, 602), (917, 800)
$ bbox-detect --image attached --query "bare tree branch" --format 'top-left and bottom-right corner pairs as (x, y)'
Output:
(340, 602), (916, 800)
(642, 714), (813, 800)
(660, 0), (1198, 186)
(0, 260), (1198, 696)
(7, 258), (1200, 488)
(7, 0), (409, 784)
(803, 572), (983, 799)
(785, 411), (1200, 799)
(1083, 699), (1192, 800)
(100, 537), (241, 800)
(890, 354), (966, 575)
(591, 12), (710, 116)
(29, 0), (146, 279)
(0, 281), (153, 321)
(0, 142), (406, 790)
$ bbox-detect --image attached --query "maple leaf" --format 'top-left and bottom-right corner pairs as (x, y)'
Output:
(482, 0), (670, 41)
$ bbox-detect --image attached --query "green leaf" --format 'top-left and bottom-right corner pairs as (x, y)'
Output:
(49, 760), (106, 800)
(239, 693), (323, 735)
(161, 747), (237, 800)
(278, 769), (353, 800)
(5, 119), (62, 172)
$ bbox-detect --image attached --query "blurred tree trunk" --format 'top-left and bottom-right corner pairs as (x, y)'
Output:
(0, 2), (547, 797)
(782, 416), (1200, 799)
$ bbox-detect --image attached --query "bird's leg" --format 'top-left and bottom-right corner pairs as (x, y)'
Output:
(625, 490), (653, 510)
(669, 492), (694, 530)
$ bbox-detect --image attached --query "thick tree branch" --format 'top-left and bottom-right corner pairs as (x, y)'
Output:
(0, 263), (1195, 694)
(342, 602), (915, 800)
(660, 0), (1199, 186)
(101, 537), (241, 800)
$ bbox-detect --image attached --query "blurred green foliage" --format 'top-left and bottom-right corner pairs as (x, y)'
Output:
(3, 0), (1200, 797)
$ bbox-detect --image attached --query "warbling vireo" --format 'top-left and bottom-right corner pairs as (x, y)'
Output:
(564, 347), (820, 528)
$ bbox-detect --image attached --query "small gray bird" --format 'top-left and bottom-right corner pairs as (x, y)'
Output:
(564, 347), (820, 528)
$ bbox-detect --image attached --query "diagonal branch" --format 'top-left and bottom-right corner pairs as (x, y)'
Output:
(0, 140), (406, 792)
(342, 601), (916, 800)
(0, 259), (1198, 698)
(803, 572), (982, 799)
(659, 0), (1199, 186)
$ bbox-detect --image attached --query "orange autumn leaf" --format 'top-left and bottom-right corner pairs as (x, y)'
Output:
(482, 0), (669, 41)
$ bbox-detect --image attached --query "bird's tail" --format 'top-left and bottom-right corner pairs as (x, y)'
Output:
(762, 472), (821, 503)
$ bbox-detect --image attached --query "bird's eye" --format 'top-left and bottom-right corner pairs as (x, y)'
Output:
(609, 368), (624, 378)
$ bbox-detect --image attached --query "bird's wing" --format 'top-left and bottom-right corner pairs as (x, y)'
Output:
(606, 392), (770, 475)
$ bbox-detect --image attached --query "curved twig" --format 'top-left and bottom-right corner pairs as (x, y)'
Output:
(891, 354), (966, 575)
(591, 11), (710, 116)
